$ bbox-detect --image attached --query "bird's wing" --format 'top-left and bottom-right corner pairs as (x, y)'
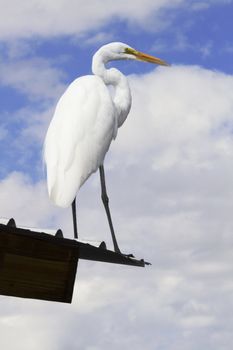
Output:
(44, 75), (116, 207)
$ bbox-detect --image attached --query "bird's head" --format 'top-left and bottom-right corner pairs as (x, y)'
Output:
(98, 42), (170, 66)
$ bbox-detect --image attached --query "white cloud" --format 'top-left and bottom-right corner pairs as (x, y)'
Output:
(0, 0), (229, 42)
(0, 172), (55, 227)
(1, 64), (233, 349)
(0, 57), (67, 174)
(0, 126), (8, 141)
(0, 0), (202, 40)
(0, 57), (66, 101)
(80, 31), (115, 47)
(191, 0), (233, 10)
(113, 65), (233, 162)
(1, 39), (35, 59)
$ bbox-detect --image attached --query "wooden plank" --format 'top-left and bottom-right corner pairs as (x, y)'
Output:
(0, 222), (149, 303)
(0, 226), (78, 303)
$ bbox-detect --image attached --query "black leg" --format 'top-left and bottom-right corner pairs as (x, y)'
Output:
(99, 164), (121, 254)
(72, 198), (78, 239)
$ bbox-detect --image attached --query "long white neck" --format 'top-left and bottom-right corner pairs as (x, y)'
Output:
(92, 52), (132, 128)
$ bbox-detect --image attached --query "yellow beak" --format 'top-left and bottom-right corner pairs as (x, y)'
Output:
(134, 51), (170, 66)
(125, 47), (170, 66)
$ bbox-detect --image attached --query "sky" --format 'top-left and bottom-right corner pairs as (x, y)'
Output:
(0, 0), (233, 349)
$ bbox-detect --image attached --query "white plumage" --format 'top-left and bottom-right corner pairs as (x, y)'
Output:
(44, 75), (117, 207)
(44, 42), (168, 247)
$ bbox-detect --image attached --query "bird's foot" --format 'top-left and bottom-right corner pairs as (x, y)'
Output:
(123, 253), (135, 258)
(115, 250), (135, 258)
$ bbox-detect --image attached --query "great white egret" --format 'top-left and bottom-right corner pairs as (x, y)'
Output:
(44, 42), (169, 254)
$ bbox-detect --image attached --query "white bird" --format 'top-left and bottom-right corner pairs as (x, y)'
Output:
(44, 42), (169, 254)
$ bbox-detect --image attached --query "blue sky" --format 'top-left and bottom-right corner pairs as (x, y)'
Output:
(1, 1), (233, 349)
